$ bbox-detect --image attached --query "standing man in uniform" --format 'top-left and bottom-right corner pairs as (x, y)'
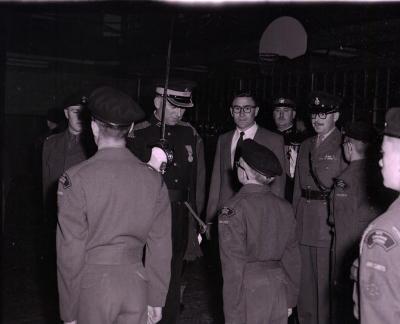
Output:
(332, 121), (380, 323)
(293, 91), (347, 324)
(271, 96), (309, 202)
(219, 139), (300, 324)
(206, 92), (285, 224)
(126, 80), (206, 324)
(57, 86), (172, 324)
(355, 108), (400, 324)
(42, 93), (95, 222)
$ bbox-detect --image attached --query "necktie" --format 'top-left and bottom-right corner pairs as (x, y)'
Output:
(315, 135), (322, 148)
(234, 131), (245, 164)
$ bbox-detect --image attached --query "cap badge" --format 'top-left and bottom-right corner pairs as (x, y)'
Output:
(278, 98), (285, 104)
(314, 97), (320, 105)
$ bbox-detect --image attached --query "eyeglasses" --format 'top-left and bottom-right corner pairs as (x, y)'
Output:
(231, 105), (256, 114)
(311, 112), (334, 119)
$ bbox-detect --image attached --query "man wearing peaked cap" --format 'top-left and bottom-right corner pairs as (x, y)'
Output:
(271, 96), (310, 202)
(356, 107), (400, 324)
(293, 91), (347, 324)
(56, 86), (172, 324)
(126, 80), (206, 324)
(42, 90), (95, 226)
(331, 120), (380, 324)
(219, 139), (300, 324)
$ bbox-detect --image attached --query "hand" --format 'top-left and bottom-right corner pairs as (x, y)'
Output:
(204, 222), (212, 240)
(147, 306), (162, 324)
(64, 321), (77, 324)
(288, 308), (293, 317)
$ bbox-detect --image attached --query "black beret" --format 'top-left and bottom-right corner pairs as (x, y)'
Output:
(343, 121), (376, 143)
(308, 91), (342, 114)
(384, 107), (400, 138)
(89, 86), (145, 127)
(46, 107), (64, 123)
(155, 79), (196, 108)
(240, 139), (282, 177)
(272, 97), (296, 110)
(62, 91), (88, 109)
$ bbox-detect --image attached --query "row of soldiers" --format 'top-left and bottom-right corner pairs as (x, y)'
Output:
(41, 80), (397, 324)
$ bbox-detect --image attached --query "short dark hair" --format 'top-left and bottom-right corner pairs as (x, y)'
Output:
(94, 119), (129, 139)
(232, 91), (258, 105)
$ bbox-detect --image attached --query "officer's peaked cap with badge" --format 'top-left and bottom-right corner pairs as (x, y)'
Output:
(343, 121), (376, 143)
(155, 79), (196, 108)
(89, 86), (145, 128)
(308, 91), (342, 114)
(240, 139), (283, 177)
(272, 97), (296, 110)
(384, 107), (400, 138)
(62, 91), (89, 109)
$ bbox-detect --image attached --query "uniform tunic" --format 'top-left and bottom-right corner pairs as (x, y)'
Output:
(292, 127), (347, 324)
(56, 147), (172, 324)
(219, 184), (301, 324)
(332, 159), (379, 323)
(358, 196), (400, 324)
(42, 130), (93, 217)
(126, 114), (206, 324)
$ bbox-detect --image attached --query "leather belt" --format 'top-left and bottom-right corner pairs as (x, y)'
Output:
(301, 188), (328, 200)
(168, 189), (188, 202)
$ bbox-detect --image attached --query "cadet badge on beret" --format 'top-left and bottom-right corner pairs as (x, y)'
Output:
(218, 207), (235, 218)
(366, 230), (397, 252)
(59, 173), (72, 189)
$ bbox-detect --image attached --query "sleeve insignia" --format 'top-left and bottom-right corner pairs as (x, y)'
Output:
(218, 207), (235, 218)
(334, 178), (347, 189)
(366, 229), (397, 251)
(59, 173), (72, 189)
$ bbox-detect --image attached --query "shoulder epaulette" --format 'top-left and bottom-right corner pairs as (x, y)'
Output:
(177, 121), (200, 137)
(128, 121), (152, 138)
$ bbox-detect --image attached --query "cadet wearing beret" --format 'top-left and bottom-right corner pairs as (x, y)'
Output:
(56, 86), (172, 324)
(355, 108), (400, 324)
(331, 121), (380, 323)
(42, 92), (95, 223)
(292, 91), (347, 324)
(271, 96), (310, 202)
(126, 80), (206, 324)
(218, 139), (300, 324)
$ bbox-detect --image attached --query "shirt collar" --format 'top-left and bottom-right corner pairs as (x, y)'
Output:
(235, 122), (258, 138)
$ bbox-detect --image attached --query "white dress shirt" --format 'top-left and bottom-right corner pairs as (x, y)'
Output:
(230, 123), (258, 167)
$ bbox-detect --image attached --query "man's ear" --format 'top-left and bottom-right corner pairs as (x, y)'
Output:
(333, 112), (340, 123)
(154, 96), (162, 110)
(230, 107), (234, 118)
(91, 120), (99, 138)
(64, 108), (69, 120)
(292, 110), (297, 120)
(254, 106), (260, 117)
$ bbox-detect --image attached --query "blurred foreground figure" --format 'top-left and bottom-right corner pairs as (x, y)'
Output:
(219, 139), (300, 324)
(355, 108), (400, 324)
(56, 86), (172, 324)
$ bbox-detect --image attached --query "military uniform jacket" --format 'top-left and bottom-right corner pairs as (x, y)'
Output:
(127, 114), (206, 215)
(293, 128), (347, 247)
(42, 129), (93, 211)
(332, 159), (379, 281)
(218, 184), (301, 323)
(56, 147), (172, 322)
(359, 196), (400, 324)
(207, 127), (286, 221)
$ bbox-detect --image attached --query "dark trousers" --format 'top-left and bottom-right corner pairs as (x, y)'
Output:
(243, 266), (288, 324)
(159, 202), (189, 324)
(298, 245), (330, 324)
(78, 263), (147, 324)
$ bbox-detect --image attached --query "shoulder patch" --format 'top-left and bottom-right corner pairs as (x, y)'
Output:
(59, 173), (72, 189)
(366, 229), (397, 252)
(218, 207), (235, 218)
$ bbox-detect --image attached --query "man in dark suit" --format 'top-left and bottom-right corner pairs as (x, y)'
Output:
(293, 91), (347, 324)
(42, 93), (95, 222)
(206, 92), (286, 223)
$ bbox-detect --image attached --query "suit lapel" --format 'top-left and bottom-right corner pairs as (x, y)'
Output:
(223, 131), (235, 170)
